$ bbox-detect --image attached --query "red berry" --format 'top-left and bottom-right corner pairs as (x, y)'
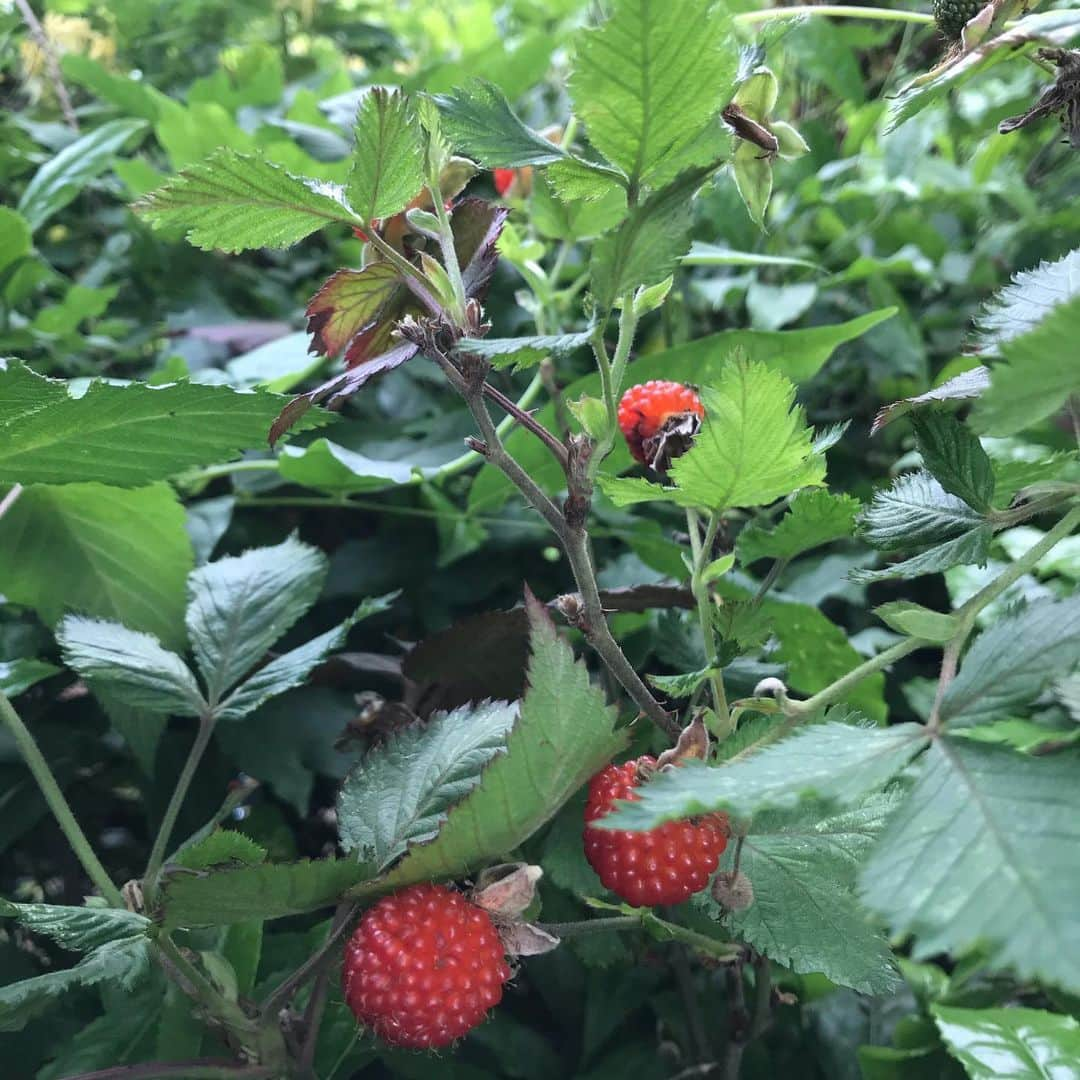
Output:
(342, 883), (511, 1049)
(493, 168), (516, 196)
(617, 380), (704, 464)
(583, 758), (728, 908)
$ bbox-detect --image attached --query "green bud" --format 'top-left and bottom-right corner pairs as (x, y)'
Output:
(733, 65), (779, 122)
(632, 275), (673, 317)
(770, 121), (811, 161)
(732, 140), (773, 230)
(567, 394), (609, 440)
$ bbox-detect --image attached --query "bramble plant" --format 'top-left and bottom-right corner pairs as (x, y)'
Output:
(2, 1), (1080, 1078)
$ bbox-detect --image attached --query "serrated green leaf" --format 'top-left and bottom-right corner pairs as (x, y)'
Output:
(736, 489), (860, 565)
(0, 364), (311, 487)
(356, 596), (627, 892)
(337, 699), (518, 870)
(602, 721), (928, 832)
(569, 0), (736, 186)
(874, 602), (958, 644)
(932, 1005), (1080, 1079)
(0, 482), (191, 649)
(434, 80), (567, 167)
(647, 667), (718, 699)
(305, 263), (404, 360)
(872, 367), (992, 434)
(185, 536), (327, 704)
(862, 738), (1080, 994)
(940, 596), (1080, 727)
(699, 793), (901, 995)
(159, 858), (366, 929)
(589, 167), (707, 309)
(455, 330), (593, 371)
(860, 472), (987, 551)
(135, 148), (357, 252)
(546, 157), (625, 202)
(977, 247), (1080, 351)
(215, 595), (394, 721)
(17, 118), (147, 232)
(971, 296), (1080, 437)
(56, 616), (205, 716)
(346, 88), (425, 221)
(912, 412), (995, 513)
(173, 830), (267, 871)
(852, 527), (993, 584)
(0, 901), (150, 953)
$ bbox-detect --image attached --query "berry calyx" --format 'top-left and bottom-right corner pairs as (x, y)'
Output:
(933, 0), (982, 40)
(583, 758), (728, 908)
(342, 882), (511, 1049)
(617, 380), (705, 466)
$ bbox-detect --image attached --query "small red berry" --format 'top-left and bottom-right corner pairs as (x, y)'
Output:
(583, 758), (728, 908)
(342, 883), (511, 1049)
(493, 168), (516, 196)
(617, 380), (704, 465)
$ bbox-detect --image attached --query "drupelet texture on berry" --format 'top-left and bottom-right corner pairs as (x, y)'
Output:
(617, 380), (705, 465)
(342, 882), (511, 1049)
(583, 758), (728, 908)
(933, 0), (982, 40)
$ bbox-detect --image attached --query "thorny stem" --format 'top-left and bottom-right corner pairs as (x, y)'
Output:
(0, 690), (123, 907)
(686, 508), (730, 733)
(143, 714), (216, 907)
(482, 381), (570, 468)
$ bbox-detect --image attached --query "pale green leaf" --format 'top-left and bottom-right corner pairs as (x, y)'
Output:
(135, 148), (357, 252)
(185, 536), (327, 703)
(0, 482), (191, 648)
(546, 157), (625, 201)
(337, 699), (519, 870)
(977, 247), (1080, 351)
(346, 88), (426, 221)
(601, 721), (928, 831)
(872, 367), (991, 433)
(933, 1005), (1080, 1080)
(56, 616), (205, 716)
(0, 363), (307, 487)
(736, 489), (860, 565)
(433, 80), (567, 167)
(569, 0), (736, 185)
(860, 738), (1080, 993)
(874, 602), (958, 644)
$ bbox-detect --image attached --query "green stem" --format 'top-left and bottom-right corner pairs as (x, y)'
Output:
(156, 935), (254, 1036)
(686, 508), (729, 733)
(538, 916), (642, 937)
(735, 5), (935, 27)
(0, 691), (123, 907)
(430, 180), (468, 324)
(143, 715), (216, 907)
(589, 297), (639, 478)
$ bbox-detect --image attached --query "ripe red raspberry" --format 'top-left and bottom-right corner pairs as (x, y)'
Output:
(342, 882), (511, 1049)
(617, 381), (705, 464)
(493, 168), (516, 196)
(584, 758), (728, 908)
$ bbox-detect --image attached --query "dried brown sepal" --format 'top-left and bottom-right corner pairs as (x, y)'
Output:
(471, 863), (543, 919)
(497, 921), (561, 957)
(711, 869), (755, 912)
(656, 711), (711, 771)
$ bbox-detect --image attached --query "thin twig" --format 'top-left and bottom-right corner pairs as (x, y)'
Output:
(481, 381), (569, 468)
(14, 0), (79, 131)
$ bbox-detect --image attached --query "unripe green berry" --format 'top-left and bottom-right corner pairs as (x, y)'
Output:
(933, 0), (983, 40)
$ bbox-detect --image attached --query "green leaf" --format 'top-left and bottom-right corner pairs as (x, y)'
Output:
(185, 535), (327, 704)
(646, 667), (718, 699)
(134, 148), (358, 252)
(337, 699), (519, 871)
(434, 80), (567, 167)
(531, 173), (628, 242)
(940, 596), (1080, 727)
(173, 830), (267, 871)
(860, 738), (1080, 994)
(736, 489), (860, 565)
(853, 527), (994, 584)
(455, 330), (593, 371)
(977, 247), (1080, 351)
(874, 602), (957, 644)
(159, 858), (365, 929)
(932, 1005), (1080, 1079)
(971, 296), (1080, 437)
(17, 119), (147, 232)
(569, 0), (736, 185)
(0, 364), (308, 487)
(470, 310), (896, 514)
(860, 472), (987, 550)
(38, 1002), (162, 1080)
(56, 616), (205, 716)
(215, 595), (394, 722)
(546, 157), (625, 202)
(305, 263), (404, 359)
(277, 439), (436, 494)
(346, 88), (426, 222)
(357, 594), (627, 892)
(885, 9), (1080, 133)
(0, 901), (150, 953)
(61, 53), (166, 122)
(683, 242), (821, 271)
(0, 482), (191, 648)
(589, 167), (706, 309)
(601, 721), (928, 832)
(872, 367), (991, 434)
(731, 138), (773, 229)
(699, 794), (901, 995)
(0, 658), (58, 698)
(912, 412), (995, 513)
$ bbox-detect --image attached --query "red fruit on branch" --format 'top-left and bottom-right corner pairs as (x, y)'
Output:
(493, 168), (517, 196)
(617, 380), (705, 466)
(583, 758), (728, 908)
(342, 882), (511, 1049)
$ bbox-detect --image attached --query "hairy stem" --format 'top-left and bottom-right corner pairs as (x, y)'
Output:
(687, 508), (729, 733)
(0, 691), (123, 907)
(143, 714), (216, 906)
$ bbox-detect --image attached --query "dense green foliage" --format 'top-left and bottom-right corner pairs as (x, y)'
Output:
(1, 2), (1079, 1079)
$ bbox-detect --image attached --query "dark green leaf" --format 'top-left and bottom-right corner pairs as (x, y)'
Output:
(455, 330), (593, 371)
(860, 472), (987, 551)
(346, 88), (426, 221)
(0, 658), (58, 698)
(872, 367), (991, 434)
(912, 412), (995, 513)
(736, 489), (860, 565)
(852, 527), (993, 584)
(0, 900), (150, 953)
(646, 667), (718, 699)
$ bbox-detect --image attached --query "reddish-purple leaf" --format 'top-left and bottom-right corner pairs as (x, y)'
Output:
(454, 198), (511, 298)
(306, 262), (403, 358)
